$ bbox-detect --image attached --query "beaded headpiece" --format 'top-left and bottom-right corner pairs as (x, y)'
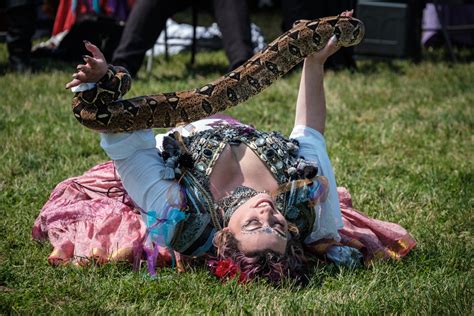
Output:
(215, 186), (266, 226)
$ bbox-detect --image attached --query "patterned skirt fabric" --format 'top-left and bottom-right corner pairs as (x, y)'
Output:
(33, 161), (416, 268)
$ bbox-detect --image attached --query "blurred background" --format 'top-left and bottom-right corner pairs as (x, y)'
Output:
(0, 0), (473, 74)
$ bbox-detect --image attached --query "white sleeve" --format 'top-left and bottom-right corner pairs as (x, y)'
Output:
(100, 130), (183, 245)
(290, 125), (343, 243)
(73, 83), (183, 247)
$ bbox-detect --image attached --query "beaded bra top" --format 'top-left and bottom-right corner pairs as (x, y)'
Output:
(161, 123), (325, 256)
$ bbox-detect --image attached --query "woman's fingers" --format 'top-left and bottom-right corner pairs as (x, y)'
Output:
(327, 36), (341, 52)
(83, 55), (98, 67)
(318, 11), (354, 59)
(77, 64), (90, 74)
(65, 78), (83, 89)
(318, 36), (340, 61)
(84, 40), (105, 61)
(340, 9), (354, 17)
(72, 71), (87, 81)
(82, 42), (108, 79)
(65, 70), (89, 89)
(65, 41), (109, 89)
(323, 10), (354, 54)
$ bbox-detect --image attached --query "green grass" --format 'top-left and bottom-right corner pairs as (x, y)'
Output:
(0, 37), (473, 313)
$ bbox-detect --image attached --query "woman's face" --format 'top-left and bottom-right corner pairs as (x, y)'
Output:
(227, 193), (288, 255)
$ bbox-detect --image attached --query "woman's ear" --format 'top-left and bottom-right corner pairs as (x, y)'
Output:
(213, 228), (232, 257)
(213, 228), (231, 248)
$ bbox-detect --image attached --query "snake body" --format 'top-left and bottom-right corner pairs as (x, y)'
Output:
(72, 16), (364, 132)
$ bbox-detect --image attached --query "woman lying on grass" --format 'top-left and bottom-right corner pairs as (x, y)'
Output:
(34, 11), (415, 285)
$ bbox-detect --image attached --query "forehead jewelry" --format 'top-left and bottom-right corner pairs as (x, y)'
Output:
(217, 185), (267, 225)
(241, 225), (287, 240)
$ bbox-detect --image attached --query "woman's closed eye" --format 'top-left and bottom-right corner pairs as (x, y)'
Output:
(242, 219), (262, 230)
(272, 224), (286, 237)
(241, 219), (286, 238)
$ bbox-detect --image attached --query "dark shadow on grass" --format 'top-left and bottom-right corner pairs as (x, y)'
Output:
(32, 57), (75, 73)
(146, 72), (187, 82)
(147, 60), (229, 82)
(0, 57), (75, 76)
(0, 62), (9, 76)
(187, 61), (229, 76)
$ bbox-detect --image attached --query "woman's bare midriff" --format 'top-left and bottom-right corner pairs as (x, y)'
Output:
(208, 143), (280, 201)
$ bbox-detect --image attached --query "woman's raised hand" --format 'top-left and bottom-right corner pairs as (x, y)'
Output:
(65, 41), (108, 89)
(306, 10), (354, 65)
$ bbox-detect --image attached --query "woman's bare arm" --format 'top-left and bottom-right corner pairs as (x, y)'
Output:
(294, 58), (327, 134)
(294, 10), (353, 135)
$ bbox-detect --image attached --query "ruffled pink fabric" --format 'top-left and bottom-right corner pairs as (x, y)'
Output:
(33, 161), (415, 266)
(337, 187), (416, 263)
(32, 161), (147, 266)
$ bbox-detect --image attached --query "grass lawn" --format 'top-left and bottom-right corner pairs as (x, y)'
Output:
(0, 22), (473, 313)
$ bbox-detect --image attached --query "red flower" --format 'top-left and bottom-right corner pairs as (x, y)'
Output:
(208, 258), (248, 283)
(215, 258), (238, 278)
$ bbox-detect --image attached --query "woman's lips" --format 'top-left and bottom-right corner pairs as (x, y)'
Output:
(255, 199), (275, 209)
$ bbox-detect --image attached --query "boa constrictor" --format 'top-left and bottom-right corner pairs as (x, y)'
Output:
(72, 16), (364, 132)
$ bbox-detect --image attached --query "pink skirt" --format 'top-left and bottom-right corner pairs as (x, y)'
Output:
(33, 161), (416, 267)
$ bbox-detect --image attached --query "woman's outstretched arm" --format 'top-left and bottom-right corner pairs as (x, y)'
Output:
(294, 56), (328, 134)
(65, 42), (184, 240)
(294, 10), (353, 135)
(292, 10), (354, 243)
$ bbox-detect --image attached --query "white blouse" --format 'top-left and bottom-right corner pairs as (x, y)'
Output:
(99, 119), (343, 247)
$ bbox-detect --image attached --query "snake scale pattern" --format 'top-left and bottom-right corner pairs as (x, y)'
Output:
(72, 16), (364, 132)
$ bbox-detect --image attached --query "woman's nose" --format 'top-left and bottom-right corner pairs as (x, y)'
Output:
(258, 208), (277, 223)
(258, 205), (273, 215)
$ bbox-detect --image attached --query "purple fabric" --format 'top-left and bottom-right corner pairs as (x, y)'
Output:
(101, 0), (133, 22)
(423, 3), (474, 47)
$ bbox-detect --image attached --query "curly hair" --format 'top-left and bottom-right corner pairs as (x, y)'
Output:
(211, 225), (309, 285)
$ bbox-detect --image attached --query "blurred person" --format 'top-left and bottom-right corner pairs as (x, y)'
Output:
(2, 0), (37, 72)
(111, 0), (254, 77)
(30, 0), (134, 61)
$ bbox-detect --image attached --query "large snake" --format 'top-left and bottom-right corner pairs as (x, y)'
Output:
(72, 16), (364, 132)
